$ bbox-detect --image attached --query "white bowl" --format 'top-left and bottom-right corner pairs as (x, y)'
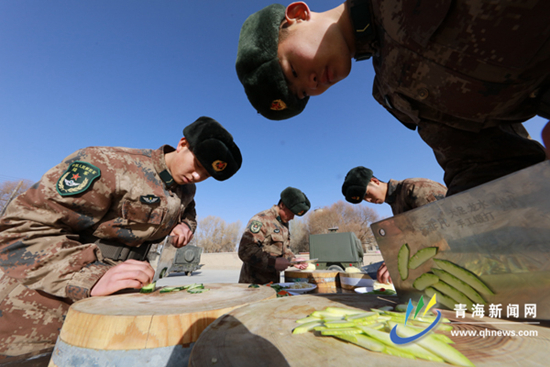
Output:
(275, 282), (317, 294)
(354, 286), (374, 294)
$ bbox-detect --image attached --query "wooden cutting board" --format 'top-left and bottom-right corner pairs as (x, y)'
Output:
(188, 294), (550, 367)
(57, 283), (275, 350)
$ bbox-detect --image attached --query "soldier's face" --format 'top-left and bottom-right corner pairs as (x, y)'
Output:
(279, 204), (295, 223)
(169, 138), (210, 185)
(364, 181), (385, 204)
(277, 2), (352, 100)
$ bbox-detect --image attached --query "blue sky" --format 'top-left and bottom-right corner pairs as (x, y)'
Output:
(1, 0), (547, 227)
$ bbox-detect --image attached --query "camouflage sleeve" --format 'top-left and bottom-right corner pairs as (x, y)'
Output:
(405, 179), (448, 209)
(181, 199), (197, 233)
(0, 150), (116, 302)
(238, 219), (276, 272)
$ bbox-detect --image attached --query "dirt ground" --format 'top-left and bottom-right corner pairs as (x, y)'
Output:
(199, 252), (385, 270)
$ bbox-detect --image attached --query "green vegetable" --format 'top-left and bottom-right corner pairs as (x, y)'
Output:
(425, 287), (459, 311)
(409, 247), (439, 269)
(388, 322), (475, 366)
(433, 259), (494, 296)
(397, 243), (410, 280)
(431, 281), (474, 310)
(140, 282), (156, 293)
(431, 268), (486, 304)
(292, 320), (324, 334)
(413, 273), (440, 291)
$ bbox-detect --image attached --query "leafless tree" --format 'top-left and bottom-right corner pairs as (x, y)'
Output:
(306, 201), (380, 252)
(0, 180), (33, 216)
(289, 218), (309, 254)
(190, 216), (242, 253)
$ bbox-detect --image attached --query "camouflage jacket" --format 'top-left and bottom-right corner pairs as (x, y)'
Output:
(350, 0), (550, 132)
(385, 178), (447, 215)
(238, 205), (295, 284)
(0, 145), (197, 303)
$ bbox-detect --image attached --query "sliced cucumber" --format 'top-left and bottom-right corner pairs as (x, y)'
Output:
(408, 247), (439, 269)
(292, 320), (324, 334)
(390, 322), (475, 366)
(397, 243), (410, 281)
(139, 282), (156, 293)
(431, 268), (486, 304)
(334, 334), (385, 352)
(412, 273), (440, 291)
(433, 259), (494, 295)
(431, 281), (474, 311)
(425, 286), (458, 310)
(358, 326), (444, 362)
(320, 327), (364, 336)
(323, 307), (364, 316)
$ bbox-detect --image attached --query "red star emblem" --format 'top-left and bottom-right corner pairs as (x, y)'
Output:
(71, 173), (81, 180)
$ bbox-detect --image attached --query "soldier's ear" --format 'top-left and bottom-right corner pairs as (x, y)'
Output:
(371, 177), (380, 185)
(176, 138), (189, 152)
(285, 2), (311, 24)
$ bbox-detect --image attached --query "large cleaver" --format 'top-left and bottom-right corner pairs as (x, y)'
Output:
(151, 236), (178, 283)
(371, 161), (550, 320)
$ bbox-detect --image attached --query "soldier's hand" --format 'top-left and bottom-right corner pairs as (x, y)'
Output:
(376, 262), (392, 284)
(274, 257), (291, 271)
(293, 258), (308, 270)
(170, 223), (194, 248)
(90, 259), (154, 296)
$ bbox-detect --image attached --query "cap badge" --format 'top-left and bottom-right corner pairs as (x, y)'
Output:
(352, 196), (360, 201)
(212, 160), (227, 172)
(270, 99), (287, 111)
(298, 210), (305, 216)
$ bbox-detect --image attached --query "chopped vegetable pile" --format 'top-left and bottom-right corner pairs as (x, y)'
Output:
(292, 305), (474, 366)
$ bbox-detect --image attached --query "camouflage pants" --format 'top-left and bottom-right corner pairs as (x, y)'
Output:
(417, 121), (546, 196)
(0, 273), (69, 358)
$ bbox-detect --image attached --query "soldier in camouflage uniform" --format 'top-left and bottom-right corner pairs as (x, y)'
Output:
(235, 1), (550, 196)
(238, 187), (310, 284)
(0, 116), (242, 360)
(342, 166), (447, 282)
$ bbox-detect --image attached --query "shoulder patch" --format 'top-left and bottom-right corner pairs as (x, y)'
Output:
(56, 161), (101, 196)
(249, 220), (262, 233)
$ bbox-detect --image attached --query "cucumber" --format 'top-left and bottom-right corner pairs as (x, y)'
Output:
(431, 268), (486, 304)
(334, 334), (385, 352)
(295, 316), (322, 324)
(425, 287), (458, 310)
(408, 247), (439, 269)
(292, 320), (324, 334)
(320, 327), (364, 336)
(139, 282), (156, 293)
(159, 286), (181, 293)
(412, 273), (440, 291)
(431, 281), (474, 311)
(324, 320), (357, 328)
(345, 312), (378, 322)
(389, 322), (475, 366)
(358, 326), (445, 362)
(397, 243), (410, 280)
(323, 307), (364, 316)
(433, 259), (494, 295)
(383, 346), (416, 360)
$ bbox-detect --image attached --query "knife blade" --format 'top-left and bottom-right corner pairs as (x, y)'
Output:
(152, 236), (178, 283)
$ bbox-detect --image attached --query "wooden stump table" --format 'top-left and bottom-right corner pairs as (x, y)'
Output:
(189, 293), (550, 367)
(48, 283), (275, 367)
